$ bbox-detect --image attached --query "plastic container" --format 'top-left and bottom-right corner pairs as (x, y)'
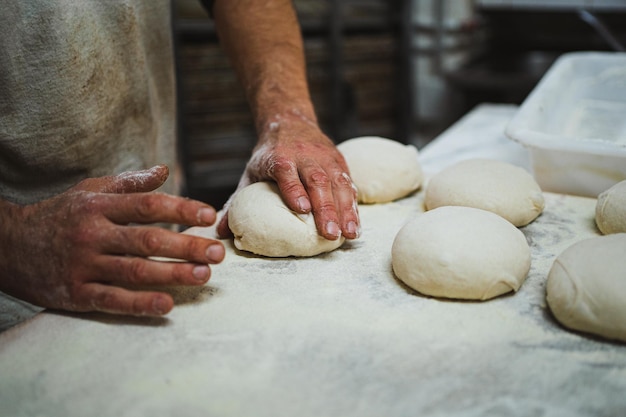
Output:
(505, 51), (626, 197)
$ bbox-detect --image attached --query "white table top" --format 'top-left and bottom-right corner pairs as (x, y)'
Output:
(2, 104), (625, 417)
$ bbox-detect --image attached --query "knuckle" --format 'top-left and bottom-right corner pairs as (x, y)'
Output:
(65, 192), (98, 218)
(135, 194), (160, 217)
(110, 257), (126, 276)
(171, 265), (192, 284)
(139, 229), (163, 253)
(127, 258), (149, 283)
(308, 170), (330, 187)
(270, 158), (297, 177)
(281, 181), (304, 196)
(131, 297), (146, 315)
(91, 289), (116, 310)
(176, 200), (189, 219)
(192, 238), (210, 259)
(317, 200), (338, 215)
(335, 171), (353, 187)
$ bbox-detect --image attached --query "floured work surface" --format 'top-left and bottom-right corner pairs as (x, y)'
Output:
(1, 191), (625, 417)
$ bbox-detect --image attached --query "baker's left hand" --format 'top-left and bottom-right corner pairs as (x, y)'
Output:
(217, 111), (360, 241)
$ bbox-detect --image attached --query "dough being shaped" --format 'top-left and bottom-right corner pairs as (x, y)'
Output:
(424, 158), (544, 226)
(391, 206), (531, 300)
(228, 182), (345, 257)
(595, 180), (626, 234)
(337, 136), (423, 204)
(546, 234), (626, 342)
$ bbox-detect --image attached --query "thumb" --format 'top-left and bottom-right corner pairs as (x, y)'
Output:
(216, 169), (254, 238)
(216, 211), (232, 239)
(74, 165), (170, 194)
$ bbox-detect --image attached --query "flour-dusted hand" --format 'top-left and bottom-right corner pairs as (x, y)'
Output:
(217, 111), (360, 242)
(212, 0), (360, 242)
(0, 165), (225, 317)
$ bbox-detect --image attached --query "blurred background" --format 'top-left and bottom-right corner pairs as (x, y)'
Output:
(172, 0), (626, 208)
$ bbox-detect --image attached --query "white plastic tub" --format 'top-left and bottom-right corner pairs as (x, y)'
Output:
(505, 51), (626, 197)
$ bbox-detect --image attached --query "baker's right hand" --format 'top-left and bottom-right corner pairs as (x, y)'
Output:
(0, 165), (225, 317)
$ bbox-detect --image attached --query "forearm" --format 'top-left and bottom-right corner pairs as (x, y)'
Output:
(212, 0), (361, 242)
(213, 0), (317, 134)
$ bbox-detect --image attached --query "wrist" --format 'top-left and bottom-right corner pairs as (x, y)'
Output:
(256, 106), (319, 139)
(248, 72), (317, 134)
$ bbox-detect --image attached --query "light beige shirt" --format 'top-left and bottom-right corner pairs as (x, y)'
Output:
(0, 1), (178, 205)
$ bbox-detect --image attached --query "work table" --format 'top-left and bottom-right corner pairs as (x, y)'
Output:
(1, 104), (625, 416)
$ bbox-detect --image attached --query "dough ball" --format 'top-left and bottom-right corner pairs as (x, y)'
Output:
(228, 182), (345, 257)
(391, 206), (531, 300)
(546, 234), (626, 342)
(337, 136), (423, 204)
(595, 180), (626, 234)
(424, 158), (544, 227)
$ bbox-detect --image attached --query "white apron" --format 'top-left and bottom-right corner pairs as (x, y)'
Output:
(0, 0), (178, 205)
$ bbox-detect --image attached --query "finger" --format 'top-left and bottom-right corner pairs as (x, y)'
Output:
(216, 211), (233, 238)
(103, 193), (218, 227)
(76, 283), (174, 316)
(98, 254), (217, 287)
(109, 165), (170, 193)
(301, 167), (342, 241)
(335, 172), (361, 240)
(215, 193), (235, 238)
(76, 165), (170, 194)
(105, 226), (225, 264)
(269, 157), (312, 214)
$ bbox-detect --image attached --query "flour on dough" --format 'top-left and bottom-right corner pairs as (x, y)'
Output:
(595, 180), (626, 234)
(546, 234), (626, 342)
(337, 136), (423, 204)
(391, 206), (531, 300)
(228, 182), (345, 257)
(424, 158), (544, 227)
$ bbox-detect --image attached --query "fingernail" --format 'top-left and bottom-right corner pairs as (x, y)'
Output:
(206, 244), (225, 263)
(198, 208), (216, 225)
(346, 221), (360, 238)
(325, 221), (341, 238)
(192, 265), (210, 281)
(297, 196), (311, 212)
(152, 297), (169, 315)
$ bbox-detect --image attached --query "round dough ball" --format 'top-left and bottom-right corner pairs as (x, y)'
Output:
(546, 234), (626, 342)
(337, 136), (423, 204)
(424, 158), (544, 226)
(228, 182), (345, 257)
(595, 180), (626, 234)
(391, 206), (531, 300)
